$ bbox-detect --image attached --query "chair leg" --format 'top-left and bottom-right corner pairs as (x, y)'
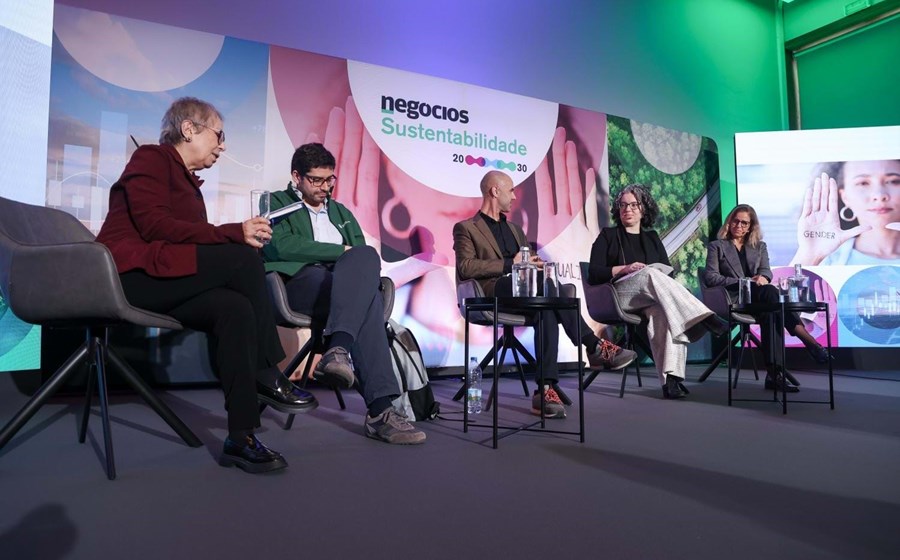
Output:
(91, 333), (116, 480)
(551, 382), (573, 406)
(334, 388), (346, 410)
(285, 349), (318, 429)
(79, 360), (96, 444)
(507, 345), (530, 398)
(289, 340), (316, 389)
(0, 343), (89, 451)
(107, 348), (201, 448)
(484, 340), (508, 411)
(582, 370), (601, 390)
(452, 333), (504, 402)
(698, 344), (729, 383)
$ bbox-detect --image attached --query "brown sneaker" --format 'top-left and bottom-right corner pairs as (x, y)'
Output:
(313, 346), (356, 389)
(365, 408), (427, 444)
(531, 386), (566, 419)
(588, 339), (638, 371)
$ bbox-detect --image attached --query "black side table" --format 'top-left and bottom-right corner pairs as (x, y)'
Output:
(463, 296), (585, 448)
(728, 300), (834, 414)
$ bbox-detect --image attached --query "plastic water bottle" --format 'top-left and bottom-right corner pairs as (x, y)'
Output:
(467, 357), (482, 414)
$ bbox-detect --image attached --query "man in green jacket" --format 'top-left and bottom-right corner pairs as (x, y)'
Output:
(263, 143), (425, 445)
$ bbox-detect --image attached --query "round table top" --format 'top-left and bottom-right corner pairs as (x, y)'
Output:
(464, 296), (579, 313)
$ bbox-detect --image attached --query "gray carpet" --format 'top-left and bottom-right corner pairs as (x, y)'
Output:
(1, 365), (899, 560)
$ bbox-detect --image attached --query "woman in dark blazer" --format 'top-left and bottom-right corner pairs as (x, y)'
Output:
(705, 204), (830, 392)
(96, 97), (301, 473)
(588, 184), (726, 400)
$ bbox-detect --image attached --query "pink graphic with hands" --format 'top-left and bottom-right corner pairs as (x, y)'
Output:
(791, 172), (870, 266)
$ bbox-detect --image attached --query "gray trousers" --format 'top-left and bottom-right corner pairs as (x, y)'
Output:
(613, 267), (714, 383)
(285, 246), (400, 406)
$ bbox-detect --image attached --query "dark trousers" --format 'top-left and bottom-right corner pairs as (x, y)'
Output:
(284, 246), (399, 406)
(494, 276), (591, 382)
(749, 284), (802, 367)
(120, 244), (285, 433)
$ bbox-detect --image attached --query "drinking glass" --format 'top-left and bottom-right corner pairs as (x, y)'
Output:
(250, 189), (270, 245)
(542, 262), (560, 298)
(738, 278), (752, 305)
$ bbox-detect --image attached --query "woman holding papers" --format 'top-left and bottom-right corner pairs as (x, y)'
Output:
(587, 184), (726, 399)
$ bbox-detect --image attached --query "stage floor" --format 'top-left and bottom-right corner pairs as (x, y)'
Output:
(1, 365), (899, 559)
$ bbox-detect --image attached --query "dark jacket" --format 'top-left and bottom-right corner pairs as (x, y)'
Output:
(453, 212), (528, 298)
(704, 238), (772, 293)
(587, 226), (671, 285)
(262, 187), (366, 276)
(96, 144), (244, 277)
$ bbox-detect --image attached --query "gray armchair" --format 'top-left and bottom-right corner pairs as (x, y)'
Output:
(452, 278), (533, 408)
(0, 196), (201, 480)
(696, 268), (761, 386)
(453, 278), (576, 409)
(579, 262), (651, 397)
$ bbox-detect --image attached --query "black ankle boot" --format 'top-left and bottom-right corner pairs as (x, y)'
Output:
(662, 375), (687, 399)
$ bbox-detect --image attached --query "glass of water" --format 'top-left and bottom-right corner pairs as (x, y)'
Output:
(250, 190), (270, 245)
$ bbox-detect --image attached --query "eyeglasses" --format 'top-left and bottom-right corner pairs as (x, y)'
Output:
(305, 174), (337, 188)
(617, 201), (642, 211)
(192, 121), (225, 144)
(731, 219), (751, 228)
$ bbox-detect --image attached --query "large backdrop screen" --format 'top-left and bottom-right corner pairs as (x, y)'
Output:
(32, 5), (719, 372)
(735, 125), (900, 349)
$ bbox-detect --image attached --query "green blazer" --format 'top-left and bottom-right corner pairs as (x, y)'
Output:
(262, 187), (366, 276)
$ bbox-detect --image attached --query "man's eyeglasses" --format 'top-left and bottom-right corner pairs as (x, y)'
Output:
(731, 219), (751, 228)
(305, 174), (337, 188)
(192, 121), (225, 144)
(617, 201), (642, 211)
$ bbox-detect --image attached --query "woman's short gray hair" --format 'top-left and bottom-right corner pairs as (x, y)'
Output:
(159, 97), (223, 145)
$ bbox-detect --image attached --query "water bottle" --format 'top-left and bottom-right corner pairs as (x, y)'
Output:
(511, 246), (537, 297)
(790, 263), (803, 303)
(467, 357), (482, 414)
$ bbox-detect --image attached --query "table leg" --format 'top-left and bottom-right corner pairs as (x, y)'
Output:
(492, 298), (499, 449)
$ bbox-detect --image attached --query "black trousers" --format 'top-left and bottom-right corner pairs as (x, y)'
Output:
(284, 246), (399, 406)
(119, 244), (285, 433)
(494, 276), (591, 382)
(748, 284), (802, 367)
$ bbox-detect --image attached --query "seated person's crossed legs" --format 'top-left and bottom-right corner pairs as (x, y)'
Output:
(284, 246), (425, 444)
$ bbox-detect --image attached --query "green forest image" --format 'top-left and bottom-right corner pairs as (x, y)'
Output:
(606, 115), (720, 293)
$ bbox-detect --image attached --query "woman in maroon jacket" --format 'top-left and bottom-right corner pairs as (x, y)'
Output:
(96, 97), (297, 474)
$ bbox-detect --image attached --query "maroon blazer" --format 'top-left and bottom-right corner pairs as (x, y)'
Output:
(96, 144), (244, 278)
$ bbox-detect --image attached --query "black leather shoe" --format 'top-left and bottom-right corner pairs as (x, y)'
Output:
(257, 375), (318, 413)
(701, 314), (729, 338)
(662, 376), (687, 399)
(806, 343), (832, 364)
(764, 373), (800, 393)
(219, 435), (287, 474)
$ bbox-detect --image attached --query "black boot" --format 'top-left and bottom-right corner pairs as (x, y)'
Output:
(662, 375), (687, 399)
(700, 314), (729, 338)
(764, 366), (800, 393)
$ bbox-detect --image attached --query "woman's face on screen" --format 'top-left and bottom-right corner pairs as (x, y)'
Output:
(839, 160), (900, 228)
